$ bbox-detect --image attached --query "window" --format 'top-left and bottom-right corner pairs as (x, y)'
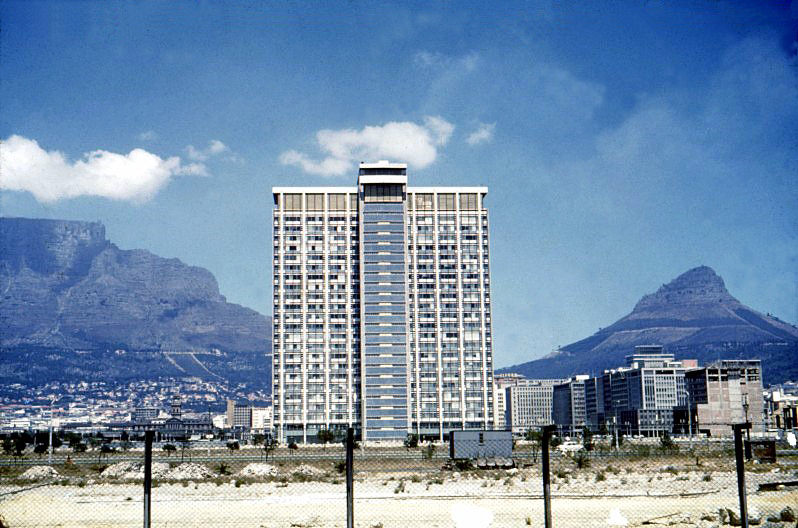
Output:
(364, 184), (403, 203)
(349, 193), (358, 210)
(307, 193), (324, 211)
(459, 193), (477, 210)
(284, 194), (302, 211)
(329, 194), (347, 211)
(414, 194), (433, 210)
(438, 193), (455, 211)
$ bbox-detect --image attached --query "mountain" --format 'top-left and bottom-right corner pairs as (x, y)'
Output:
(0, 217), (271, 400)
(499, 266), (798, 385)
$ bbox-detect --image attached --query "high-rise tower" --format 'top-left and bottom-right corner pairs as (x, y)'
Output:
(272, 161), (494, 443)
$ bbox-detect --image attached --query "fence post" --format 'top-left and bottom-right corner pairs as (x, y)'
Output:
(732, 423), (749, 528)
(346, 427), (354, 528)
(541, 424), (556, 528)
(143, 430), (154, 528)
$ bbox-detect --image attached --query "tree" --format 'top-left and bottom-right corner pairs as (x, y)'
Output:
(226, 440), (240, 452)
(317, 428), (336, 451)
(72, 442), (87, 453)
(163, 444), (177, 457)
(288, 440), (298, 454)
(550, 435), (563, 449)
(34, 444), (48, 457)
(582, 427), (594, 452)
(13, 436), (28, 457)
(252, 434), (265, 447)
(2, 437), (14, 456)
(99, 444), (115, 463)
(261, 437), (277, 461)
(404, 434), (419, 450)
(525, 429), (542, 463)
(660, 431), (677, 452)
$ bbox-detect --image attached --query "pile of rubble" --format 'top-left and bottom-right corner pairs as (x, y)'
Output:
(164, 463), (214, 480)
(237, 463), (279, 477)
(100, 461), (169, 480)
(292, 464), (325, 477)
(19, 465), (60, 481)
(642, 506), (796, 527)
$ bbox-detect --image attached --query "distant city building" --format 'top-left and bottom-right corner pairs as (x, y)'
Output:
(685, 359), (764, 437)
(505, 378), (565, 434)
(132, 406), (161, 424)
(765, 385), (798, 431)
(553, 375), (589, 436)
(493, 373), (525, 431)
(272, 161), (495, 443)
(226, 399), (273, 432)
(582, 346), (692, 437)
(227, 400), (252, 429)
(129, 396), (215, 439)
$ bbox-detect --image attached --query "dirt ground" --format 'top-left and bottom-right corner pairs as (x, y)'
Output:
(1, 465), (797, 528)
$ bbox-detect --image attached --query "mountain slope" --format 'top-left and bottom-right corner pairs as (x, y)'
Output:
(0, 217), (271, 395)
(499, 266), (798, 385)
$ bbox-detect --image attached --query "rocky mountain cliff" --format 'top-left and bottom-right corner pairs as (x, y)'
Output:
(0, 217), (271, 397)
(499, 266), (798, 384)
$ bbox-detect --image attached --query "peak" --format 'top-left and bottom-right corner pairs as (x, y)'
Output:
(634, 266), (736, 311)
(669, 266), (725, 289)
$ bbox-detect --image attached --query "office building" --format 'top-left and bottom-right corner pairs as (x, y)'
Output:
(505, 378), (565, 434)
(226, 400), (273, 432)
(272, 161), (495, 443)
(685, 359), (764, 437)
(493, 373), (525, 431)
(553, 376), (589, 436)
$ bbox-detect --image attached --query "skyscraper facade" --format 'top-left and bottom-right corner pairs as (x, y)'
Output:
(272, 161), (495, 443)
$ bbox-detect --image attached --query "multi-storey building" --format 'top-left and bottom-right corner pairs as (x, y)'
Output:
(505, 378), (565, 434)
(685, 359), (764, 437)
(272, 161), (495, 443)
(586, 346), (695, 437)
(493, 373), (525, 431)
(553, 376), (589, 436)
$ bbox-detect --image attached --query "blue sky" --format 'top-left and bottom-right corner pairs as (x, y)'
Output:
(1, 1), (797, 368)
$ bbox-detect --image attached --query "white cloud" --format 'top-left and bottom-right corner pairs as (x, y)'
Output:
(137, 130), (158, 141)
(0, 135), (203, 203)
(280, 116), (454, 177)
(186, 139), (230, 161)
(466, 122), (496, 146)
(414, 51), (479, 72)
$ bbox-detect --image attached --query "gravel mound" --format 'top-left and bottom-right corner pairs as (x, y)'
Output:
(164, 463), (214, 480)
(237, 463), (279, 477)
(20, 465), (60, 480)
(101, 461), (170, 480)
(292, 464), (325, 477)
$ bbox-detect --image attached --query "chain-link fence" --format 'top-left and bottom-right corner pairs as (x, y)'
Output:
(1, 426), (796, 527)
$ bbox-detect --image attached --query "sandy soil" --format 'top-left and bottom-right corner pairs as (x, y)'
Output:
(1, 465), (796, 527)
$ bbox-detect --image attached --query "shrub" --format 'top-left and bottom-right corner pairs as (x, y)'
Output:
(423, 443), (436, 460)
(411, 474), (421, 483)
(702, 474), (712, 482)
(574, 451), (590, 469)
(595, 471), (606, 482)
(334, 461), (346, 474)
(394, 480), (406, 494)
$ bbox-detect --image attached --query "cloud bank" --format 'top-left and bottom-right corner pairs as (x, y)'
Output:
(0, 135), (206, 203)
(279, 116), (454, 177)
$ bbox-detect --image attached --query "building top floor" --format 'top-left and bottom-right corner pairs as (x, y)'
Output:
(273, 161), (487, 208)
